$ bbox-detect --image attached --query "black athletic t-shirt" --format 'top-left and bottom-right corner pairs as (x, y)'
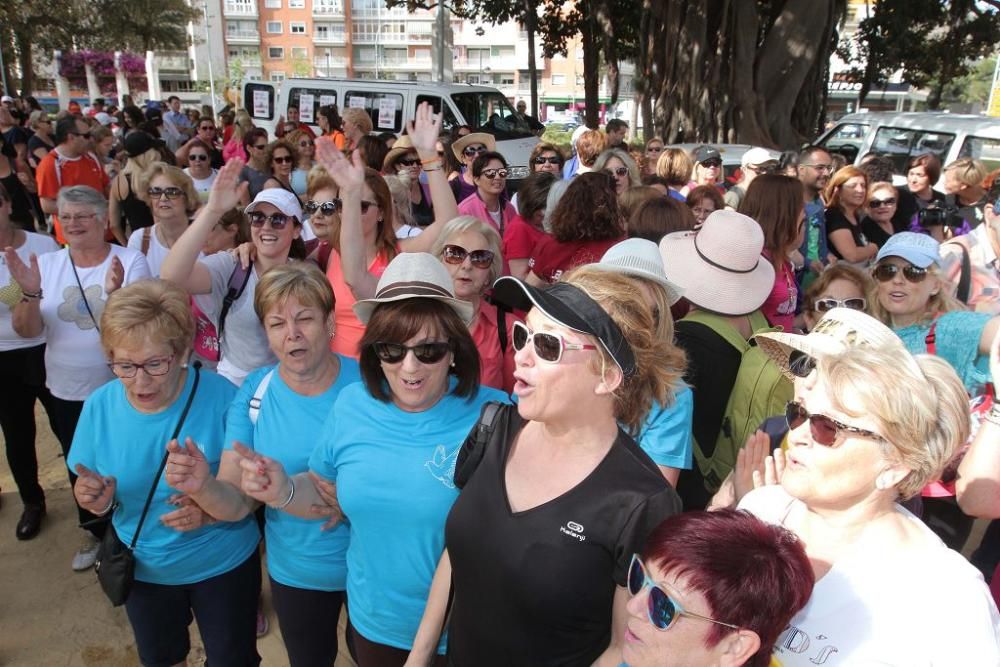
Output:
(825, 207), (867, 260)
(445, 407), (681, 666)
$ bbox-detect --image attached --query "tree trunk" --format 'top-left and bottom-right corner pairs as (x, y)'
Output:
(524, 0), (538, 116)
(14, 34), (33, 96)
(581, 9), (601, 128)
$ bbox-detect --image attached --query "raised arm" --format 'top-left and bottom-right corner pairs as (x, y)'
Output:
(398, 102), (457, 254)
(4, 248), (44, 338)
(958, 328), (1000, 517)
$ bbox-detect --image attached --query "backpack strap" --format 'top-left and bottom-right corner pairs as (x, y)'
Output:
(140, 227), (151, 255)
(682, 310), (751, 352)
(496, 303), (508, 353)
(218, 262), (253, 346)
(453, 401), (507, 490)
(248, 369), (276, 425)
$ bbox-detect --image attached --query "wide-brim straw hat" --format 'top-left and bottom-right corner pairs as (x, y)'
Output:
(451, 132), (496, 160)
(383, 134), (416, 172)
(353, 252), (474, 325)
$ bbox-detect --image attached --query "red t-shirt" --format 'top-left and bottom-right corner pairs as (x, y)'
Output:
(528, 236), (623, 284)
(503, 214), (547, 262)
(35, 149), (110, 244)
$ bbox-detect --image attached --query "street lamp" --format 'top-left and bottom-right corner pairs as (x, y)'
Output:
(474, 27), (485, 84)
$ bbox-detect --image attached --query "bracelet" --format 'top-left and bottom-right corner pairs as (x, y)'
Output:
(96, 498), (116, 516)
(20, 289), (42, 300)
(420, 156), (440, 165)
(271, 477), (295, 509)
(422, 165), (443, 172)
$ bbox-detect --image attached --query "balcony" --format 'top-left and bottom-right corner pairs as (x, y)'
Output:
(454, 55), (519, 72)
(380, 55), (432, 70)
(351, 32), (407, 44)
(313, 30), (346, 44)
(156, 51), (190, 72)
(230, 55), (262, 68)
(313, 2), (344, 16)
(351, 6), (411, 18)
(313, 55), (349, 68)
(224, 1), (257, 17)
(226, 29), (260, 43)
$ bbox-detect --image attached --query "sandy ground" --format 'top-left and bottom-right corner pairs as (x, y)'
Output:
(0, 404), (355, 667)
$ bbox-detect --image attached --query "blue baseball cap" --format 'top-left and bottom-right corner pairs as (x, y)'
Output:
(875, 232), (941, 268)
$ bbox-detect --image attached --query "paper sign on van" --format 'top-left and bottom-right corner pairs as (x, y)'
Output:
(299, 94), (314, 122)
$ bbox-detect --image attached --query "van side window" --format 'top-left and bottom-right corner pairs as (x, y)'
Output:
(958, 136), (1000, 172)
(245, 83), (276, 121)
(871, 127), (954, 175)
(344, 91), (404, 133)
(416, 95), (458, 132)
(818, 122), (869, 164)
(288, 87), (337, 126)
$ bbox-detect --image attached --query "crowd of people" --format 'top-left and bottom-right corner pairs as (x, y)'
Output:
(1, 89), (1000, 666)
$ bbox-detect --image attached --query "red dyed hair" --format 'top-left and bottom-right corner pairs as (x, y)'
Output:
(642, 509), (814, 667)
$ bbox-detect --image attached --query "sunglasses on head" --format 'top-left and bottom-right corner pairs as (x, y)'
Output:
(533, 156), (560, 165)
(700, 159), (722, 168)
(785, 400), (884, 447)
(814, 297), (866, 313)
(442, 244), (494, 269)
(397, 157), (421, 167)
(148, 186), (184, 200)
(463, 145), (487, 157)
(372, 341), (452, 364)
(869, 197), (896, 209)
(605, 166), (629, 177)
(481, 168), (508, 180)
(511, 321), (597, 363)
(189, 153), (209, 161)
(305, 199), (341, 216)
(272, 155), (293, 164)
(248, 211), (293, 229)
(872, 262), (928, 283)
(627, 555), (739, 632)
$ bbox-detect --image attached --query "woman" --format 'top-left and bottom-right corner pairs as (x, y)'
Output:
(593, 148), (642, 196)
(824, 166), (877, 267)
(26, 110), (55, 171)
(109, 131), (160, 243)
(905, 153), (946, 210)
(656, 147), (694, 201)
(164, 262), (360, 667)
(456, 151), (516, 235)
(203, 206), (250, 256)
(689, 145), (722, 190)
(504, 171), (555, 280)
(619, 186), (661, 222)
(686, 184), (725, 228)
(182, 138), (218, 202)
(119, 105), (145, 138)
(800, 263), (871, 331)
(317, 104), (345, 148)
(738, 333), (1000, 664)
(238, 128), (271, 203)
(623, 510), (814, 667)
(384, 135), (434, 227)
(0, 181), (60, 540)
(641, 137), (664, 178)
(738, 174), (806, 332)
(262, 140), (299, 195)
(860, 181), (897, 248)
(340, 107), (372, 153)
(408, 269), (683, 666)
(0, 133), (36, 232)
(448, 132), (495, 204)
(358, 135), (390, 173)
(384, 174), (423, 239)
(68, 279), (261, 666)
(232, 252), (506, 665)
(4, 185), (151, 570)
(302, 166), (338, 270)
(527, 171), (625, 285)
(287, 129), (315, 199)
(528, 142), (564, 177)
(128, 164), (200, 276)
(628, 195), (696, 242)
(430, 216), (510, 391)
(161, 161), (303, 385)
(943, 157), (990, 229)
(223, 109), (254, 163)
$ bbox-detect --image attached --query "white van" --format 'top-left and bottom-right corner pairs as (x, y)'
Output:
(242, 78), (539, 179)
(815, 112), (1000, 187)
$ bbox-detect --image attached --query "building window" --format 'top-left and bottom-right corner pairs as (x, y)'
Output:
(265, 0), (281, 7)
(289, 0), (304, 6)
(266, 21), (282, 33)
(501, 76), (514, 85)
(270, 71), (286, 81)
(292, 47), (308, 59)
(290, 21), (306, 33)
(269, 47), (285, 59)
(551, 74), (565, 85)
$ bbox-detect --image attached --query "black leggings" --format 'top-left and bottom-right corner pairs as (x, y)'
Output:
(270, 578), (345, 667)
(0, 345), (57, 505)
(45, 392), (105, 538)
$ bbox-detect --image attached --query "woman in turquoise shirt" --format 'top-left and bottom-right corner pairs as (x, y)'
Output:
(69, 280), (260, 667)
(164, 261), (361, 667)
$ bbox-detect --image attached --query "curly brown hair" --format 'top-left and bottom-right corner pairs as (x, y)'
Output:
(548, 171), (624, 243)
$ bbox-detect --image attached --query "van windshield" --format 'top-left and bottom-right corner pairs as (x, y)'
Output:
(450, 91), (534, 140)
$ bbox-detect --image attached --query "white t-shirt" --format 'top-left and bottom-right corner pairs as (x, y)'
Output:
(38, 245), (151, 400)
(183, 168), (217, 204)
(739, 485), (1000, 666)
(197, 252), (275, 386)
(0, 232), (60, 351)
(126, 225), (202, 278)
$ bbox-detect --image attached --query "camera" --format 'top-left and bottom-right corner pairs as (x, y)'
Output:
(918, 203), (960, 228)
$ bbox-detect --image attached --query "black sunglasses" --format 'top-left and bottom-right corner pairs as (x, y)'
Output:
(872, 263), (928, 284)
(700, 159), (722, 168)
(533, 156), (560, 165)
(397, 157), (421, 167)
(463, 145), (487, 157)
(605, 166), (629, 177)
(148, 186), (184, 200)
(272, 155), (293, 164)
(189, 153), (209, 161)
(869, 197), (896, 209)
(785, 400), (884, 447)
(442, 244), (494, 269)
(372, 341), (452, 364)
(248, 211), (293, 229)
(481, 168), (508, 180)
(305, 199), (341, 216)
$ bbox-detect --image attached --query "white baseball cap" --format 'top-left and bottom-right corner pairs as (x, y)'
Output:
(244, 188), (303, 221)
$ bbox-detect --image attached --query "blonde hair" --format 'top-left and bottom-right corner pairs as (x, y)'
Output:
(383, 173), (415, 229)
(306, 164), (337, 198)
(430, 215), (504, 284)
(868, 264), (966, 326)
(818, 347), (970, 499)
(136, 163), (200, 213)
(593, 148), (642, 189)
(944, 158), (989, 189)
(562, 266), (685, 434)
(122, 148), (162, 177)
(655, 148), (694, 187)
(254, 261), (335, 321)
(231, 109), (254, 145)
(100, 279), (195, 357)
(342, 107), (373, 135)
(28, 110), (50, 131)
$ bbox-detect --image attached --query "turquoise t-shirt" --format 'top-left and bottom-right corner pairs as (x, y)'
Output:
(225, 357), (361, 592)
(635, 384), (694, 470)
(894, 311), (992, 394)
(67, 368), (260, 585)
(308, 379), (509, 651)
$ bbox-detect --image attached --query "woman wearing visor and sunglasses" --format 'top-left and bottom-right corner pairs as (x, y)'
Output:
(407, 270), (682, 667)
(231, 252), (506, 666)
(736, 309), (1000, 666)
(456, 151), (516, 235)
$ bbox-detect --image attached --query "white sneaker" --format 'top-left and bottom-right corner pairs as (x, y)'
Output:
(72, 533), (100, 572)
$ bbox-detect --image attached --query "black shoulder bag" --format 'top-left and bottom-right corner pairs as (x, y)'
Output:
(94, 362), (202, 606)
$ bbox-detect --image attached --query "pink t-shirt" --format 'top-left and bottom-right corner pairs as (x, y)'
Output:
(326, 248), (391, 359)
(470, 303), (517, 392)
(761, 253), (797, 332)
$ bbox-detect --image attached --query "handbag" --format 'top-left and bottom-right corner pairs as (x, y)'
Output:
(94, 362), (202, 606)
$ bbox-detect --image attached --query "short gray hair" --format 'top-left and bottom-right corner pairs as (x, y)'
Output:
(430, 215), (503, 283)
(57, 185), (108, 219)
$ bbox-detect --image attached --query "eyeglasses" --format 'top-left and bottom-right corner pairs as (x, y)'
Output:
(463, 145), (487, 157)
(188, 153), (209, 161)
(372, 341), (452, 364)
(305, 199), (341, 216)
(252, 143), (268, 150)
(199, 125), (216, 132)
(646, 146), (663, 153)
(814, 297), (866, 312)
(627, 555), (739, 632)
(785, 400), (884, 447)
(700, 159), (722, 169)
(511, 321), (597, 363)
(533, 156), (561, 165)
(61, 213), (99, 223)
(869, 197), (897, 209)
(802, 163), (833, 173)
(442, 244), (494, 269)
(272, 155), (293, 164)
(872, 262), (928, 284)
(481, 168), (508, 180)
(248, 211), (293, 229)
(148, 186), (185, 200)
(605, 166), (629, 177)
(397, 157), (421, 167)
(108, 355), (175, 379)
